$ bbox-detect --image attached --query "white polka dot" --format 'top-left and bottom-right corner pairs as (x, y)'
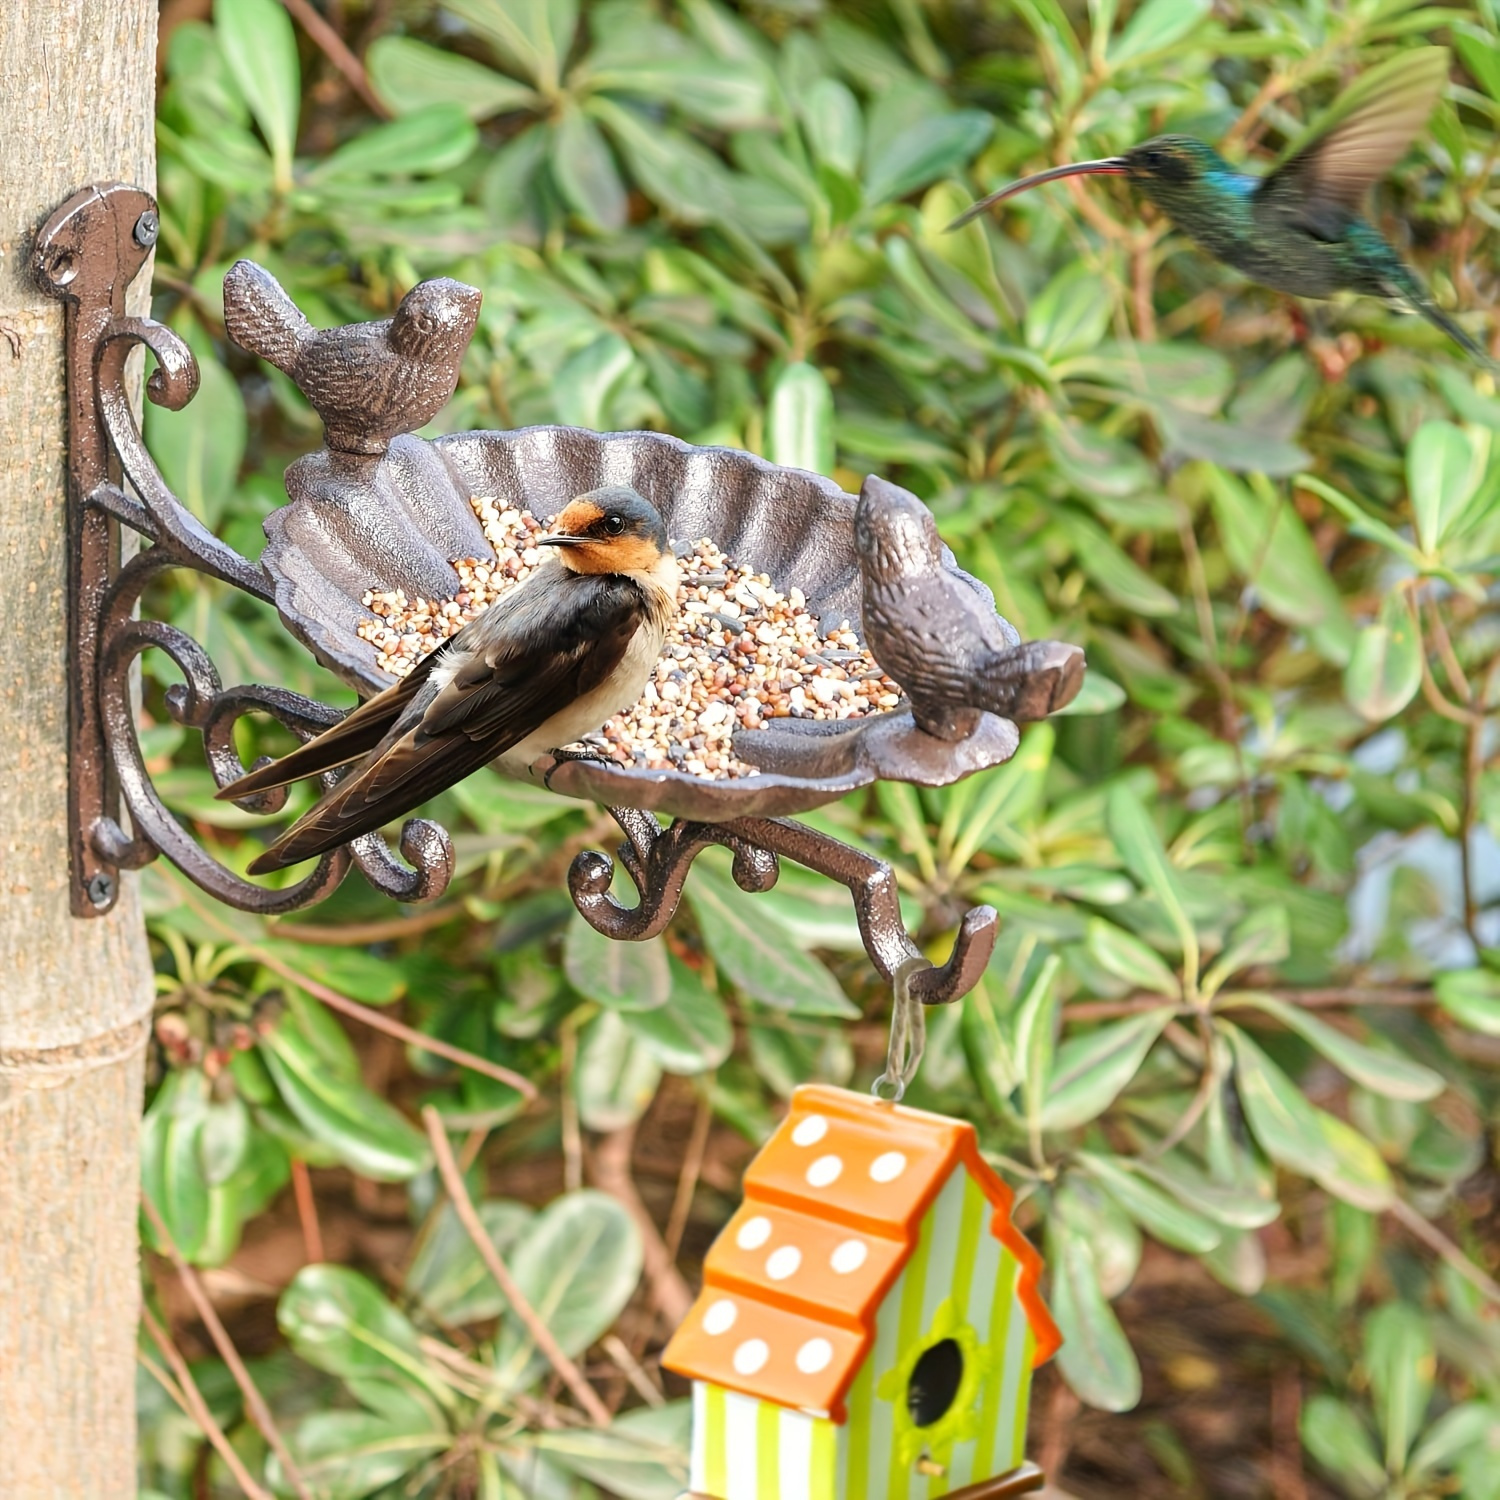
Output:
(870, 1150), (908, 1183)
(805, 1154), (843, 1187)
(702, 1299), (738, 1336)
(796, 1337), (834, 1375)
(736, 1215), (773, 1250)
(791, 1114), (829, 1147)
(733, 1338), (769, 1376)
(766, 1245), (802, 1281)
(830, 1239), (868, 1275)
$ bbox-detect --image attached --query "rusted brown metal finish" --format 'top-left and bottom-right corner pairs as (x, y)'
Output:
(34, 186), (454, 917)
(42, 198), (1084, 1005)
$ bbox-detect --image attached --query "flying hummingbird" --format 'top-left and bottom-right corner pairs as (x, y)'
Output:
(948, 48), (1488, 362)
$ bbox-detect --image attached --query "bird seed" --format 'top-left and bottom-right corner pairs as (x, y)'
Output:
(355, 496), (904, 779)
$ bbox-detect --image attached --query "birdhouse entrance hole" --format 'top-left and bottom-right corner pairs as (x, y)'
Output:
(908, 1336), (965, 1428)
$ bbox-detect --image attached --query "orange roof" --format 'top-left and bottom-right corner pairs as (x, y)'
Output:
(661, 1084), (1060, 1421)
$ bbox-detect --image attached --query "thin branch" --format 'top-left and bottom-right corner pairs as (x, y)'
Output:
(1389, 1196), (1500, 1307)
(591, 1125), (695, 1329)
(276, 0), (391, 118)
(255, 948), (537, 1099)
(601, 1333), (666, 1408)
(664, 1080), (713, 1264)
(1066, 986), (1434, 1022)
(421, 1106), (612, 1426)
(142, 1196), (316, 1500)
(267, 903), (463, 945)
(289, 1159), (325, 1264)
(140, 1304), (276, 1500)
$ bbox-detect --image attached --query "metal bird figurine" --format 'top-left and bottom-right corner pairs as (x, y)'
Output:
(949, 48), (1488, 361)
(854, 475), (1085, 739)
(219, 487), (679, 873)
(223, 259), (482, 454)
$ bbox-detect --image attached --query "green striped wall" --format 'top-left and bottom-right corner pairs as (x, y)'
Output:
(691, 1168), (1039, 1498)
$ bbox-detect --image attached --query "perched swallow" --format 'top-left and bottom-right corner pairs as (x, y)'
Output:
(854, 476), (1085, 740)
(949, 49), (1488, 361)
(220, 487), (679, 873)
(222, 259), (481, 453)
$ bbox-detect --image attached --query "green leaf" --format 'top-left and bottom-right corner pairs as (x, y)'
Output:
(1227, 994), (1443, 1101)
(259, 1011), (431, 1181)
(1085, 918), (1181, 998)
(442, 0), (577, 94)
(308, 105), (479, 182)
(141, 1069), (212, 1261)
(687, 860), (857, 1017)
(1456, 25), (1500, 102)
(1204, 466), (1355, 664)
(801, 77), (864, 174)
(554, 332), (637, 429)
(590, 96), (736, 222)
(493, 1190), (643, 1389)
(1313, 1110), (1395, 1211)
(1201, 906), (1288, 997)
(1076, 1151), (1221, 1253)
(1054, 1174), (1141, 1298)
(366, 36), (541, 119)
(767, 361), (836, 477)
(551, 103), (627, 231)
(1300, 1395), (1385, 1499)
(623, 956), (733, 1074)
(1014, 954), (1063, 1131)
(277, 1410), (447, 1500)
(1127, 1154), (1279, 1229)
(1041, 1007), (1176, 1131)
(1053, 672), (1125, 716)
(1410, 420), (1480, 554)
(263, 940), (407, 1005)
(404, 1200), (533, 1325)
(575, 1010), (664, 1131)
(1409, 1401), (1500, 1481)
(1048, 1218), (1142, 1412)
(1365, 1302), (1435, 1472)
(1107, 0), (1211, 65)
(1059, 513), (1180, 617)
(200, 1095), (251, 1186)
(1435, 966), (1500, 1034)
(1344, 590), (1422, 723)
(589, 58), (770, 130)
(1026, 261), (1114, 363)
(1106, 783), (1199, 986)
(864, 110), (991, 204)
(279, 1265), (454, 1407)
(945, 721), (1055, 872)
(564, 913), (670, 1012)
(214, 0), (300, 190)
(144, 321), (246, 530)
(536, 1401), (692, 1500)
(1221, 1022), (1336, 1177)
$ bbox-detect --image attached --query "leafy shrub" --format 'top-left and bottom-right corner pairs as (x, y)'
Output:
(138, 0), (1500, 1495)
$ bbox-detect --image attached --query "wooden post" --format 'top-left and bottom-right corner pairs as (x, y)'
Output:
(0, 2), (157, 1493)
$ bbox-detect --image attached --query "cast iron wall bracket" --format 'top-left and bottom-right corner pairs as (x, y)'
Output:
(34, 182), (456, 918)
(36, 181), (1085, 1006)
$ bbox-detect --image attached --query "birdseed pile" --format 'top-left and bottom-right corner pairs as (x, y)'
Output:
(356, 495), (903, 779)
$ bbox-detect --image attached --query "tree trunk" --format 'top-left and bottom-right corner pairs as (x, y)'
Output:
(0, 3), (157, 1494)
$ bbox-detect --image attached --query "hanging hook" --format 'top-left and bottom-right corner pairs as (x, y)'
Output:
(871, 955), (930, 1102)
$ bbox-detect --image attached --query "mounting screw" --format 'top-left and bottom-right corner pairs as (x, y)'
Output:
(132, 211), (159, 249)
(85, 872), (116, 908)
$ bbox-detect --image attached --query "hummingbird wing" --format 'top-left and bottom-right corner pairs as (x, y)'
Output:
(246, 575), (649, 873)
(1258, 47), (1449, 237)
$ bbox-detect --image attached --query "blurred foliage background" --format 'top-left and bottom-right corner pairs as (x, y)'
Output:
(137, 0), (1500, 1494)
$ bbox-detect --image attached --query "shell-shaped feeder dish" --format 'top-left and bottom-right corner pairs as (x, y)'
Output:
(261, 429), (1083, 821)
(231, 259), (1084, 823)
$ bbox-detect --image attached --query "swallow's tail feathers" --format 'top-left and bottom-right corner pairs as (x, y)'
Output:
(224, 259), (315, 373)
(976, 640), (1086, 722)
(245, 726), (499, 874)
(217, 658), (439, 802)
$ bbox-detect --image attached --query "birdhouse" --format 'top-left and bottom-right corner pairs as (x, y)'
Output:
(662, 1085), (1061, 1499)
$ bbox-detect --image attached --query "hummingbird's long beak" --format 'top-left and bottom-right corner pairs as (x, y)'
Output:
(946, 158), (1131, 231)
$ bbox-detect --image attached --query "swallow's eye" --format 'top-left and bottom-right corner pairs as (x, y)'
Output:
(603, 513), (626, 535)
(1143, 149), (1164, 169)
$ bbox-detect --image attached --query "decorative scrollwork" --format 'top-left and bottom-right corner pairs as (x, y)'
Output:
(34, 181), (454, 916)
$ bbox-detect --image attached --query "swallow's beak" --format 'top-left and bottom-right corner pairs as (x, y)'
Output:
(537, 533), (588, 548)
(946, 157), (1131, 231)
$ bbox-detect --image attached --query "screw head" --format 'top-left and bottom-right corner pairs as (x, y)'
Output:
(133, 211), (159, 249)
(86, 872), (116, 908)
